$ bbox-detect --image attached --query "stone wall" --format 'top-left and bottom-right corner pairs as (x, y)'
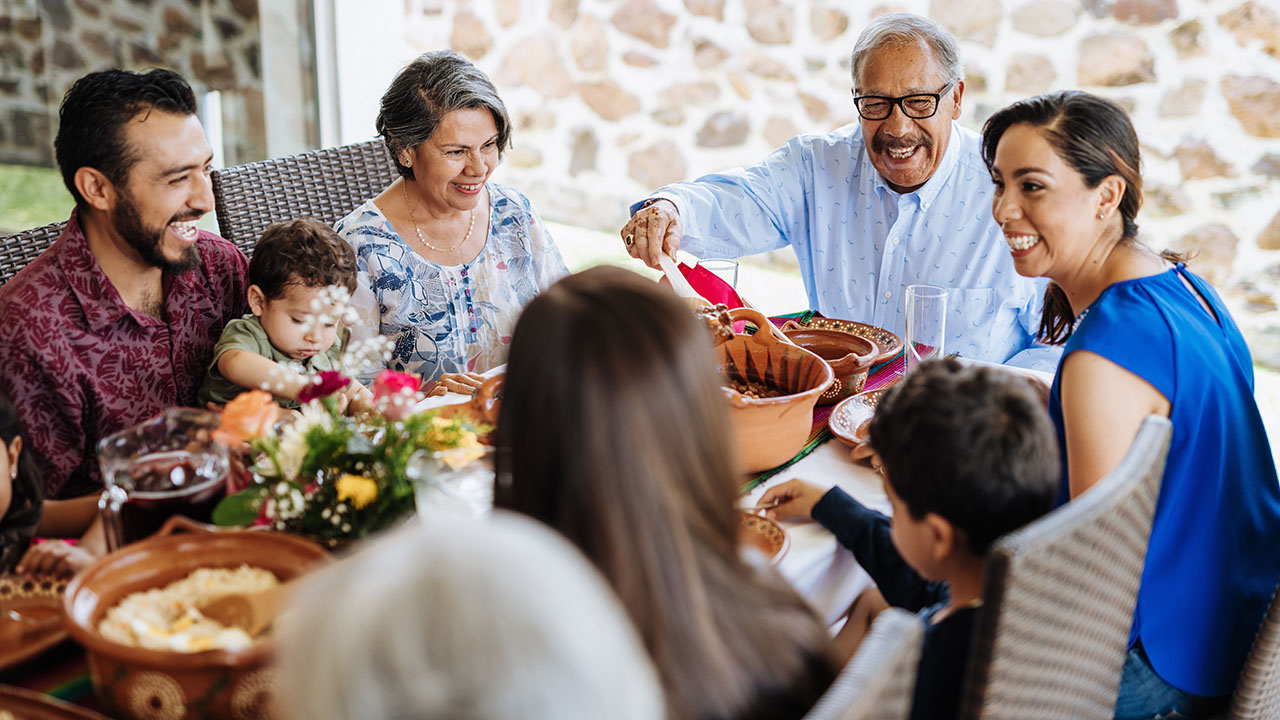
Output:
(403, 0), (1280, 365)
(0, 0), (263, 166)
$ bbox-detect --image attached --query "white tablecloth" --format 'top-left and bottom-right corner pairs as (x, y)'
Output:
(743, 440), (886, 625)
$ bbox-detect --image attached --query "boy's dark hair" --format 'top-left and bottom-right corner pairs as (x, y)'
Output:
(55, 68), (198, 207)
(868, 359), (1059, 553)
(249, 218), (358, 300)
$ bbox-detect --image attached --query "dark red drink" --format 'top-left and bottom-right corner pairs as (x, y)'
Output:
(108, 450), (227, 546)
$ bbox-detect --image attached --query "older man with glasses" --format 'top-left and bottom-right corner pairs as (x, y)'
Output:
(621, 13), (1058, 371)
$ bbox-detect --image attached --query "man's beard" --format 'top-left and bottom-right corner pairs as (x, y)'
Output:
(111, 190), (202, 273)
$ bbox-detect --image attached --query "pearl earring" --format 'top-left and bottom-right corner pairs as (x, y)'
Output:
(8, 467), (14, 480)
(1097, 212), (1105, 219)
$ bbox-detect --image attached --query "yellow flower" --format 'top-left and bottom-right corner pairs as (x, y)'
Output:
(335, 474), (378, 509)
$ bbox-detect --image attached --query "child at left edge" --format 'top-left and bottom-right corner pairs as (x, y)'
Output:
(198, 217), (372, 413)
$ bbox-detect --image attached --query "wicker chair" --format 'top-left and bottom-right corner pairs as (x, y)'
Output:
(1228, 583), (1280, 719)
(211, 139), (398, 255)
(961, 415), (1172, 720)
(0, 220), (66, 287)
(803, 608), (925, 720)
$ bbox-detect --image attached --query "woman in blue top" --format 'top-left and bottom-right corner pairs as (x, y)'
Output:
(982, 90), (1280, 720)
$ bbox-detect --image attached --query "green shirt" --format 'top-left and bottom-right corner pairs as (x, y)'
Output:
(197, 314), (346, 408)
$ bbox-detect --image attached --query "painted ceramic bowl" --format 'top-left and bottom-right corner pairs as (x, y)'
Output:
(63, 517), (331, 720)
(780, 325), (879, 405)
(718, 307), (834, 473)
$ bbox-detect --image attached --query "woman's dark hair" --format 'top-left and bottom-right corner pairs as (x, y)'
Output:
(55, 68), (198, 208)
(249, 218), (358, 300)
(377, 50), (512, 180)
(981, 90), (1173, 344)
(0, 393), (43, 572)
(494, 266), (835, 720)
(868, 359), (1059, 553)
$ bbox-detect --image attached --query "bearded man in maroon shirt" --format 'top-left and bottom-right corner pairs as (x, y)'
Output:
(0, 70), (248, 529)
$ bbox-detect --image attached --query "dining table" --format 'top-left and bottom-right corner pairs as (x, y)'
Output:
(0, 342), (1052, 715)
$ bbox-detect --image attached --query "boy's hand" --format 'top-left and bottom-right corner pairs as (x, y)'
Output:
(760, 479), (830, 522)
(346, 385), (375, 416)
(16, 540), (97, 578)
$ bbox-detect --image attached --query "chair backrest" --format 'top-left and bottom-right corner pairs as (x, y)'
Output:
(961, 415), (1172, 720)
(804, 608), (925, 720)
(1230, 582), (1280, 719)
(211, 139), (399, 254)
(0, 220), (66, 287)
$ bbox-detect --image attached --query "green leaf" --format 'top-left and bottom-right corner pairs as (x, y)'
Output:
(212, 486), (268, 526)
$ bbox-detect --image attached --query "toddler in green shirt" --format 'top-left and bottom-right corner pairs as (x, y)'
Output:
(199, 218), (371, 412)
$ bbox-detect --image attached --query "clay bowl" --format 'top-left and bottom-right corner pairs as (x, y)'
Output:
(718, 307), (834, 474)
(739, 512), (789, 564)
(780, 324), (879, 405)
(63, 516), (331, 720)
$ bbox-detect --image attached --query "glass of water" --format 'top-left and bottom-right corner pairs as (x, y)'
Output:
(696, 258), (739, 289)
(905, 284), (947, 374)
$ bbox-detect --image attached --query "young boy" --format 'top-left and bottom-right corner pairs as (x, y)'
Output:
(761, 359), (1059, 720)
(199, 218), (371, 412)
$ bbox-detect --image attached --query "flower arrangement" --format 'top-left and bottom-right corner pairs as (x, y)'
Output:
(211, 368), (489, 541)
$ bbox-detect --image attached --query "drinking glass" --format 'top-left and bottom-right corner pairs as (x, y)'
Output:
(97, 408), (229, 551)
(408, 445), (496, 517)
(696, 258), (740, 289)
(905, 284), (947, 374)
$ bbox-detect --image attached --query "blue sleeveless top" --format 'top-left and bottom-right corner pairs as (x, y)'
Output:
(1048, 265), (1280, 697)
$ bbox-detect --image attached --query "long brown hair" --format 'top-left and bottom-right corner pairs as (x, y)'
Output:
(981, 90), (1182, 344)
(494, 266), (834, 720)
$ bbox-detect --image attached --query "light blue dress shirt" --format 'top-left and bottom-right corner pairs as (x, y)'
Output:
(635, 122), (1060, 372)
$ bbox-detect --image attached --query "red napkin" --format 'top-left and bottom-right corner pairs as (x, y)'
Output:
(659, 262), (748, 332)
(681, 261), (745, 309)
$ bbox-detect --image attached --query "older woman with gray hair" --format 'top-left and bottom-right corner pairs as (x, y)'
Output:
(279, 510), (665, 720)
(337, 50), (567, 394)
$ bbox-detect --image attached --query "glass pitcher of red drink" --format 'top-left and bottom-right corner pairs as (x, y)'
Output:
(97, 408), (229, 551)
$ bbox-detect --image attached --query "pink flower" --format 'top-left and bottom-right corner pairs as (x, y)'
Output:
(299, 371), (351, 404)
(373, 370), (423, 420)
(373, 370), (422, 400)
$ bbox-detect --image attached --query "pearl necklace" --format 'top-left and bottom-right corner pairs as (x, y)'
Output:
(402, 181), (475, 254)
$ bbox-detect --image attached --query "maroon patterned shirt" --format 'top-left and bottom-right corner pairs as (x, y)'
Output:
(0, 212), (248, 499)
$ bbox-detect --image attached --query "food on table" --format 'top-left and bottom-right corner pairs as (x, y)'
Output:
(692, 303), (735, 346)
(725, 378), (787, 399)
(97, 565), (279, 653)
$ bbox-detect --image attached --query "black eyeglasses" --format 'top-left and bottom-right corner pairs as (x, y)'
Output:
(853, 81), (955, 121)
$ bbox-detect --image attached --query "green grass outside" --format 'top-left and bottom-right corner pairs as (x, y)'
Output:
(0, 163), (72, 232)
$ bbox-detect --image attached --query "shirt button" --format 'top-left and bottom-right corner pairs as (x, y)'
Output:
(892, 237), (901, 245)
(883, 291), (892, 299)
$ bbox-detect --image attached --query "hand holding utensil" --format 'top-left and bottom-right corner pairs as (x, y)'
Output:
(621, 199), (682, 269)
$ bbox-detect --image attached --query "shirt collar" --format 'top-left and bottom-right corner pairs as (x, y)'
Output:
(57, 210), (196, 333)
(869, 121), (962, 211)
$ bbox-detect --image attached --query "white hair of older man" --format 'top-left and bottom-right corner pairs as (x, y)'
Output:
(279, 510), (665, 720)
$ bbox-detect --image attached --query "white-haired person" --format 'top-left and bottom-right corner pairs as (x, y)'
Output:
(279, 510), (664, 720)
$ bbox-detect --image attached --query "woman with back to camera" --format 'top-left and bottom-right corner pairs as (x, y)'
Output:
(493, 265), (836, 720)
(337, 50), (567, 395)
(983, 90), (1280, 719)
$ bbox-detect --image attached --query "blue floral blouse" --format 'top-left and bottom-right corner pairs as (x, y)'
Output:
(336, 183), (567, 382)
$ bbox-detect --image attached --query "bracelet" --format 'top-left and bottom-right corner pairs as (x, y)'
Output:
(641, 198), (670, 211)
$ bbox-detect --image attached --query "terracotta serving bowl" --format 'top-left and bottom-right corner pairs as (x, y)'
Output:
(718, 307), (834, 473)
(63, 516), (331, 720)
(780, 324), (879, 405)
